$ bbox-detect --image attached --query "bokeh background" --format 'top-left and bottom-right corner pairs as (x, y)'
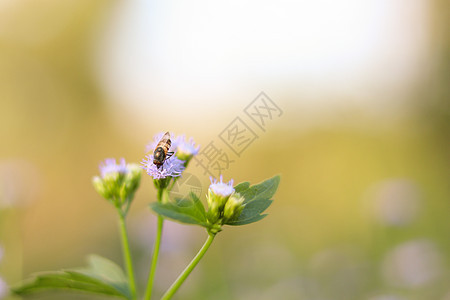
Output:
(0, 0), (449, 299)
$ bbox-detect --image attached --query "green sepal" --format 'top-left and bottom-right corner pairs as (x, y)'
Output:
(13, 255), (131, 299)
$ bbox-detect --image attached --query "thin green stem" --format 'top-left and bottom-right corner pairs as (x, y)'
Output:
(144, 215), (163, 300)
(161, 233), (215, 300)
(118, 212), (137, 300)
(144, 188), (168, 300)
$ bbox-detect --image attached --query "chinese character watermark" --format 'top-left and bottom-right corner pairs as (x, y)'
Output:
(193, 92), (282, 178)
(219, 117), (258, 156)
(244, 92), (283, 131)
(194, 141), (235, 177)
(169, 172), (202, 201)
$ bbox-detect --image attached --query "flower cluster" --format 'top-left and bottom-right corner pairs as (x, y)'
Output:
(92, 158), (141, 211)
(207, 176), (245, 230)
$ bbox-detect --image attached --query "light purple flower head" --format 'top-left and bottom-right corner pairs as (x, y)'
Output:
(175, 135), (200, 157)
(99, 158), (128, 178)
(141, 155), (185, 179)
(94, 159), (141, 204)
(209, 175), (234, 197)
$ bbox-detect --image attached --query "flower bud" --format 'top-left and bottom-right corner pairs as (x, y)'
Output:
(206, 176), (235, 225)
(223, 193), (245, 222)
(102, 171), (122, 202)
(119, 163), (142, 201)
(92, 176), (109, 199)
(93, 158), (141, 212)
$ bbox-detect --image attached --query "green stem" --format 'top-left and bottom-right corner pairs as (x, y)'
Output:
(144, 215), (163, 300)
(118, 212), (137, 300)
(144, 188), (168, 300)
(161, 233), (215, 300)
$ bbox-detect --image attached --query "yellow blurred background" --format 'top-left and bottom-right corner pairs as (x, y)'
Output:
(0, 0), (449, 299)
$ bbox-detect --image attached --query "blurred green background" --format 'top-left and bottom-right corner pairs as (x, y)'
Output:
(0, 0), (449, 299)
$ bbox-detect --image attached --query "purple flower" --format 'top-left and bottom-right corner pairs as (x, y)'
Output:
(99, 158), (128, 178)
(175, 135), (200, 157)
(141, 155), (185, 179)
(209, 175), (234, 197)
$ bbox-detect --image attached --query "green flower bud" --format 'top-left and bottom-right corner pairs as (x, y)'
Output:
(206, 196), (223, 224)
(176, 152), (193, 165)
(223, 193), (245, 222)
(207, 188), (229, 211)
(120, 163), (141, 201)
(94, 159), (141, 213)
(92, 176), (109, 199)
(206, 176), (235, 225)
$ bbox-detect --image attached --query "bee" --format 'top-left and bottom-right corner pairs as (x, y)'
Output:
(153, 132), (174, 169)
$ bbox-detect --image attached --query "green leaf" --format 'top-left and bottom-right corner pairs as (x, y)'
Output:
(13, 255), (131, 299)
(226, 199), (272, 226)
(76, 255), (131, 298)
(226, 213), (268, 226)
(150, 194), (208, 227)
(226, 175), (280, 226)
(239, 175), (280, 205)
(234, 181), (250, 194)
(190, 192), (206, 216)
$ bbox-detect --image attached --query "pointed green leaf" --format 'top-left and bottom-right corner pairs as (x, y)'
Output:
(150, 196), (208, 227)
(234, 181), (250, 194)
(225, 199), (272, 225)
(76, 255), (131, 298)
(244, 198), (273, 214)
(227, 213), (268, 226)
(190, 192), (206, 216)
(13, 272), (128, 298)
(13, 255), (131, 299)
(225, 175), (280, 226)
(239, 175), (280, 204)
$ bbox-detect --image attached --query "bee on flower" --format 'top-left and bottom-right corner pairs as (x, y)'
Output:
(142, 132), (200, 181)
